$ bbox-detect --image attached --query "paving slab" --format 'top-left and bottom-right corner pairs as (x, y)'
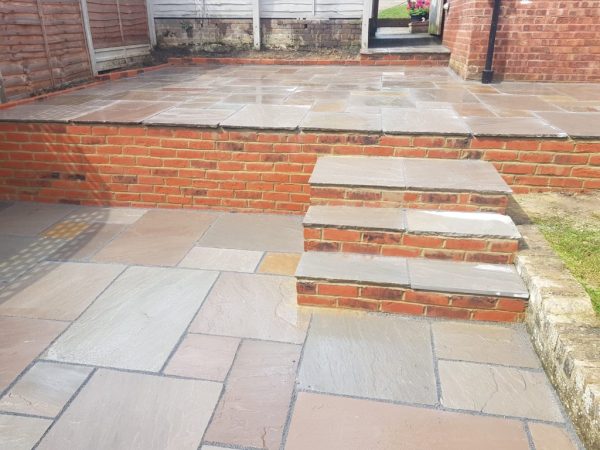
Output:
(190, 273), (309, 344)
(432, 322), (540, 368)
(197, 213), (303, 253)
(304, 205), (406, 231)
(44, 267), (218, 371)
(528, 423), (578, 450)
(296, 252), (410, 286)
(285, 392), (530, 450)
(0, 414), (51, 450)
(0, 203), (74, 236)
(478, 94), (559, 112)
(93, 210), (216, 266)
(465, 116), (566, 137)
(536, 112), (600, 138)
(204, 340), (300, 450)
(64, 206), (147, 224)
(309, 156), (406, 188)
(0, 362), (91, 417)
(382, 108), (470, 135)
(144, 107), (239, 127)
(179, 246), (263, 272)
(257, 252), (301, 275)
(41, 221), (89, 239)
(0, 235), (39, 262)
(405, 209), (520, 238)
(0, 101), (115, 122)
(0, 236), (67, 283)
(301, 111), (382, 132)
(164, 334), (240, 381)
(37, 369), (221, 450)
(439, 360), (564, 421)
(47, 223), (127, 261)
(72, 100), (179, 123)
(298, 310), (436, 404)
(0, 317), (67, 392)
(220, 104), (309, 129)
(407, 258), (529, 298)
(0, 262), (124, 321)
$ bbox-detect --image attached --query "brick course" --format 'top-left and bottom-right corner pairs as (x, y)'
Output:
(0, 123), (598, 211)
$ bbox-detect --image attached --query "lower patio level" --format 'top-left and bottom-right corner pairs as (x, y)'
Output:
(0, 201), (582, 449)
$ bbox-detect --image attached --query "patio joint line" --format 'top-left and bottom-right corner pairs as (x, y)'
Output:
(522, 420), (538, 450)
(0, 410), (54, 421)
(429, 323), (442, 407)
(435, 357), (545, 372)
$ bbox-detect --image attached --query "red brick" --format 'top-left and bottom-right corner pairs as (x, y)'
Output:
(496, 298), (527, 313)
(426, 306), (470, 320)
(338, 297), (379, 311)
(403, 235), (444, 248)
(361, 287), (405, 301)
(318, 284), (359, 297)
(297, 295), (336, 307)
(444, 238), (487, 251)
(471, 310), (522, 323)
(380, 301), (425, 315)
(297, 281), (317, 294)
(405, 291), (449, 306)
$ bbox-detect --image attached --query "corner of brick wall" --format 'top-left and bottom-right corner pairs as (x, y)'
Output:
(515, 224), (600, 450)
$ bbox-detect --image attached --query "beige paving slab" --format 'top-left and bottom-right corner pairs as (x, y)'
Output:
(179, 247), (263, 272)
(191, 272), (308, 344)
(528, 423), (578, 450)
(197, 213), (303, 253)
(164, 334), (240, 381)
(47, 223), (127, 261)
(64, 206), (147, 224)
(257, 252), (301, 275)
(93, 210), (217, 266)
(44, 267), (218, 371)
(298, 310), (436, 404)
(37, 369), (221, 450)
(285, 392), (531, 450)
(204, 340), (300, 450)
(0, 317), (67, 392)
(41, 221), (89, 239)
(0, 414), (51, 450)
(0, 362), (91, 417)
(0, 202), (74, 236)
(439, 360), (564, 421)
(0, 262), (124, 321)
(433, 322), (540, 368)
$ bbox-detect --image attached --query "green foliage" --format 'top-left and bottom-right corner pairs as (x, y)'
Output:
(378, 5), (410, 19)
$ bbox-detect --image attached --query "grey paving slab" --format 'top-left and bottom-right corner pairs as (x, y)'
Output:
(382, 108), (470, 135)
(0, 202), (74, 236)
(0, 235), (38, 262)
(144, 107), (239, 127)
(204, 340), (301, 450)
(47, 223), (127, 261)
(285, 392), (531, 450)
(466, 116), (566, 137)
(190, 272), (309, 344)
(72, 100), (180, 123)
(37, 369), (221, 450)
(164, 334), (240, 381)
(93, 210), (216, 266)
(300, 111), (382, 132)
(528, 423), (578, 450)
(220, 104), (310, 129)
(298, 310), (437, 404)
(432, 322), (540, 368)
(304, 205), (406, 231)
(439, 360), (564, 422)
(197, 213), (303, 252)
(44, 267), (218, 371)
(402, 158), (512, 193)
(536, 112), (600, 138)
(0, 236), (67, 283)
(407, 258), (529, 298)
(478, 94), (559, 112)
(309, 156), (406, 188)
(0, 101), (115, 122)
(0, 262), (124, 321)
(0, 414), (51, 450)
(0, 362), (91, 417)
(179, 247), (263, 272)
(0, 317), (67, 392)
(64, 206), (147, 224)
(296, 252), (410, 286)
(405, 209), (520, 238)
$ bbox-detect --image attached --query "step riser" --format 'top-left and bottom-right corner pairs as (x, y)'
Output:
(303, 227), (518, 264)
(311, 187), (509, 214)
(297, 280), (526, 323)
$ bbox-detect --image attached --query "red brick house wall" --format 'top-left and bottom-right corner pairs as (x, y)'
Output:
(0, 0), (93, 101)
(443, 0), (600, 81)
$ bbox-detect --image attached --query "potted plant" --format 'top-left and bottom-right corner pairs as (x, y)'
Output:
(408, 0), (430, 22)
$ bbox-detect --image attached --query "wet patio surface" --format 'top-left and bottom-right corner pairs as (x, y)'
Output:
(1, 65), (600, 138)
(0, 201), (583, 449)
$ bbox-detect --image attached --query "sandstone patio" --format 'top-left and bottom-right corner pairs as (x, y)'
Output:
(0, 201), (582, 449)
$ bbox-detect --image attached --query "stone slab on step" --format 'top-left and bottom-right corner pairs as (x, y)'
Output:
(296, 252), (528, 299)
(309, 156), (512, 194)
(304, 205), (406, 231)
(296, 251), (410, 286)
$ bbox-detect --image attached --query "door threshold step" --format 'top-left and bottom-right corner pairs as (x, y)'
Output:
(295, 252), (529, 322)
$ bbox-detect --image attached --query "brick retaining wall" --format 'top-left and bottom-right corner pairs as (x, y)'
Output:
(0, 123), (598, 211)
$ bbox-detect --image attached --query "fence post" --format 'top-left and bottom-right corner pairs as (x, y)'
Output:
(0, 70), (7, 103)
(361, 0), (372, 50)
(35, 0), (56, 88)
(79, 0), (98, 75)
(253, 0), (261, 50)
(146, 0), (157, 47)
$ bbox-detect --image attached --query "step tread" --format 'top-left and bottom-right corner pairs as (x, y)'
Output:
(310, 156), (512, 194)
(304, 205), (521, 239)
(296, 252), (529, 299)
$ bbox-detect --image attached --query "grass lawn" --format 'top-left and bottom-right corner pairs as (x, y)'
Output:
(533, 216), (600, 313)
(379, 5), (410, 19)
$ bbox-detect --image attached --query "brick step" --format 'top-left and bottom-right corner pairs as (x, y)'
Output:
(303, 205), (521, 264)
(295, 252), (529, 322)
(310, 156), (512, 213)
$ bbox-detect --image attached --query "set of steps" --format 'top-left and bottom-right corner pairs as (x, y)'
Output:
(295, 156), (529, 323)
